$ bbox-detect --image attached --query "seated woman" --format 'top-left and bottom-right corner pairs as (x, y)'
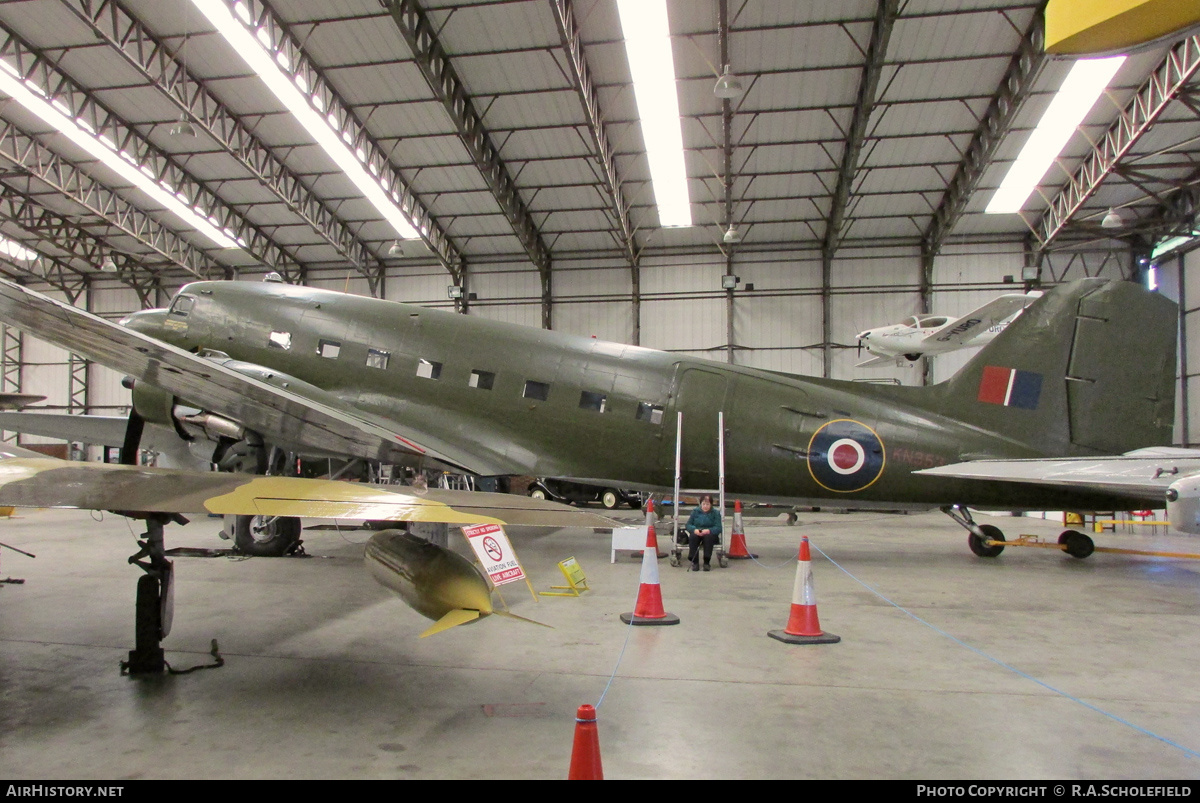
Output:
(685, 494), (722, 572)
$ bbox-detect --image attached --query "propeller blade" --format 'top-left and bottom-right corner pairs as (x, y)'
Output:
(120, 408), (144, 466)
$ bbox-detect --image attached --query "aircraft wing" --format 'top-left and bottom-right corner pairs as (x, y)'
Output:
(915, 447), (1200, 500)
(920, 293), (1038, 348)
(0, 279), (503, 474)
(0, 449), (619, 528)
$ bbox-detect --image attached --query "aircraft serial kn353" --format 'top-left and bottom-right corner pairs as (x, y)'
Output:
(0, 274), (1195, 568)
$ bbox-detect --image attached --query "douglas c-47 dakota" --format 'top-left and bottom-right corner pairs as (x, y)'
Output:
(0, 275), (1198, 664)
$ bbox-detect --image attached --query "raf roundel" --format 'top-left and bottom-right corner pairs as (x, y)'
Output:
(807, 419), (885, 493)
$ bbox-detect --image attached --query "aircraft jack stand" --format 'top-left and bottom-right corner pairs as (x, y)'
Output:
(120, 513), (184, 676)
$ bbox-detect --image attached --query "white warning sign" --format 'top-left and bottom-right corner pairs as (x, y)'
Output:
(462, 523), (525, 586)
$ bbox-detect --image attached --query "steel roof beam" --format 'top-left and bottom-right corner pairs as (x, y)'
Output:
(58, 0), (463, 289)
(0, 119), (212, 280)
(922, 10), (1045, 259)
(548, 0), (637, 268)
(382, 0), (552, 322)
(820, 0), (899, 260)
(208, 0), (464, 291)
(1035, 34), (1200, 249)
(0, 21), (306, 284)
(0, 185), (164, 305)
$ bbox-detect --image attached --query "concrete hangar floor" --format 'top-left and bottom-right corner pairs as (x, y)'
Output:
(1, 506), (1198, 780)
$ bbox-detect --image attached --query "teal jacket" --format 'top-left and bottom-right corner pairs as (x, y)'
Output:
(685, 507), (723, 537)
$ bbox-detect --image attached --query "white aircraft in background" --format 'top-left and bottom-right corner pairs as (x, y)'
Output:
(855, 292), (1041, 368)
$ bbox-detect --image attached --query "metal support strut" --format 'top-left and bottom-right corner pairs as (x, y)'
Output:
(942, 504), (1007, 558)
(121, 513), (183, 675)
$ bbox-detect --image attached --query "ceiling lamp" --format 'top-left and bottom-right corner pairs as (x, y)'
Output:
(388, 240), (404, 257)
(722, 224), (741, 244)
(1101, 207), (1124, 229)
(986, 56), (1125, 214)
(100, 255), (118, 273)
(616, 0), (692, 228)
(169, 115), (197, 138)
(193, 0), (420, 240)
(0, 61), (240, 249)
(714, 65), (744, 100)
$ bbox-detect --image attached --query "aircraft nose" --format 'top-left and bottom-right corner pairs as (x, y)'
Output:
(120, 308), (169, 334)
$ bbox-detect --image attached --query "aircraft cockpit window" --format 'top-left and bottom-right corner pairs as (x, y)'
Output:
(469, 369), (495, 390)
(168, 296), (195, 317)
(636, 402), (664, 425)
(366, 349), (389, 369)
(579, 391), (607, 412)
(317, 339), (341, 359)
(268, 331), (292, 350)
(523, 380), (550, 401)
(416, 359), (442, 380)
(918, 316), (949, 328)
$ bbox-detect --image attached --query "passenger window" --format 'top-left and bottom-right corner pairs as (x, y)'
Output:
(523, 380), (550, 401)
(469, 369), (495, 390)
(268, 331), (291, 350)
(579, 391), (607, 412)
(317, 339), (341, 359)
(417, 359), (442, 380)
(169, 296), (194, 317)
(366, 349), (389, 369)
(636, 402), (664, 425)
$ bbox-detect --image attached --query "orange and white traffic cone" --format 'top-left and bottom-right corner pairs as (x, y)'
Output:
(768, 536), (839, 644)
(620, 523), (680, 626)
(726, 499), (757, 559)
(567, 704), (603, 780)
(645, 499), (667, 559)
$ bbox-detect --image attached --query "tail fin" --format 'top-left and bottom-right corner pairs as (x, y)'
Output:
(934, 278), (1176, 456)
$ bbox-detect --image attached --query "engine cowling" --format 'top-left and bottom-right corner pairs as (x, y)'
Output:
(126, 378), (245, 445)
(1166, 476), (1200, 535)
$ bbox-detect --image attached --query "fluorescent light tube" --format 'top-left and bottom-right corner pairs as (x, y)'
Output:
(617, 0), (692, 228)
(0, 62), (241, 249)
(987, 56), (1126, 214)
(0, 237), (36, 261)
(194, 0), (419, 240)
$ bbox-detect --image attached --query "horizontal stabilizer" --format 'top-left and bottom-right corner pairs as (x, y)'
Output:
(915, 447), (1200, 500)
(419, 608), (481, 638)
(855, 354), (899, 368)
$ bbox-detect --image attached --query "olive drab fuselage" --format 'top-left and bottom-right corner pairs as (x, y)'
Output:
(124, 279), (1174, 512)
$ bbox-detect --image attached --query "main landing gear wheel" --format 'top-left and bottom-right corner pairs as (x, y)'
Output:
(1058, 529), (1095, 559)
(968, 524), (1006, 558)
(226, 514), (303, 557)
(601, 489), (621, 510)
(529, 487), (547, 501)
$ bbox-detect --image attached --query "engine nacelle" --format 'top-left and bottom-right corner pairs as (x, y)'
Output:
(127, 378), (178, 429)
(126, 378), (245, 444)
(1166, 476), (1200, 535)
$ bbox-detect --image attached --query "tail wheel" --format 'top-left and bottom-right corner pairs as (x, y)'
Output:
(601, 489), (620, 510)
(1058, 529), (1095, 559)
(528, 487), (548, 501)
(968, 524), (1006, 558)
(226, 514), (302, 557)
